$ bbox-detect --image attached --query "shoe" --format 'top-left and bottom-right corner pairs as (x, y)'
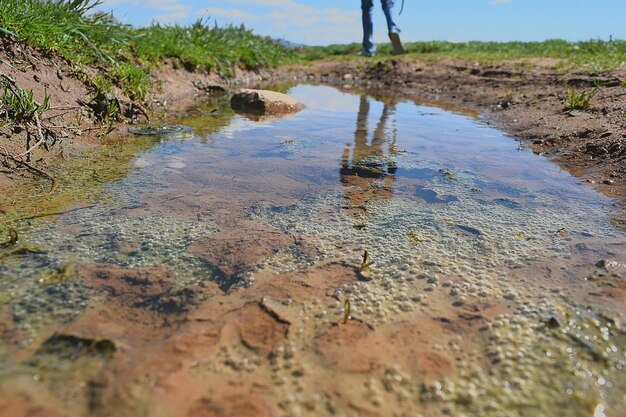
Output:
(389, 32), (405, 55)
(357, 51), (375, 58)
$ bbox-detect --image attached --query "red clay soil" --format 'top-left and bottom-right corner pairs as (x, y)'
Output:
(0, 257), (508, 417)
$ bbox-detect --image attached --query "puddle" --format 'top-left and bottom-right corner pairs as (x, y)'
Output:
(0, 85), (624, 417)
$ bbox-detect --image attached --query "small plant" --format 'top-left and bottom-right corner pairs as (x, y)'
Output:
(111, 63), (151, 101)
(343, 299), (351, 324)
(90, 74), (113, 95)
(0, 73), (49, 125)
(621, 79), (626, 87)
(564, 81), (601, 111)
(0, 228), (18, 246)
(98, 99), (120, 138)
(359, 250), (374, 271)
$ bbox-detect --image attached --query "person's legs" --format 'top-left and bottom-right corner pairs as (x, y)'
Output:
(361, 0), (375, 56)
(380, 0), (400, 34)
(381, 0), (404, 54)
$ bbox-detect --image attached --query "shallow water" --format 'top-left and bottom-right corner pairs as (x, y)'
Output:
(0, 85), (624, 417)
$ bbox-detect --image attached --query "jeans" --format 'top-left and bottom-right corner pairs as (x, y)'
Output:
(361, 0), (401, 55)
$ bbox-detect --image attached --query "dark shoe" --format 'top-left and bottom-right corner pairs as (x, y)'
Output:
(389, 32), (405, 55)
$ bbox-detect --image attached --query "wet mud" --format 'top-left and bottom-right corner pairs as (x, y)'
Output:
(0, 85), (625, 417)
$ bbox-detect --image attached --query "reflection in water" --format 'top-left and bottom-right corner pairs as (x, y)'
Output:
(340, 95), (399, 211)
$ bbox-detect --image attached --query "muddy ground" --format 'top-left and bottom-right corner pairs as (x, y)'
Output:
(2, 42), (624, 221)
(1, 41), (626, 417)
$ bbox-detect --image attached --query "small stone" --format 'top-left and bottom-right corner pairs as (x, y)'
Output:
(231, 89), (304, 116)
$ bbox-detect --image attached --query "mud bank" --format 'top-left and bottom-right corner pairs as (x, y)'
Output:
(0, 40), (268, 228)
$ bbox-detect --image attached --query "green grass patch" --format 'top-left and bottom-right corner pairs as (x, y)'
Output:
(0, 1), (292, 102)
(297, 39), (626, 71)
(0, 73), (49, 125)
(564, 81), (601, 111)
(134, 21), (289, 77)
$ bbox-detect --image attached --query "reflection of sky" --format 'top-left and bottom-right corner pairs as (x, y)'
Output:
(288, 85), (360, 113)
(219, 115), (276, 139)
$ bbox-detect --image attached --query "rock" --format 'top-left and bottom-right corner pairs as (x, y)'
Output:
(230, 89), (304, 116)
(343, 73), (353, 81)
(192, 79), (226, 92)
(260, 296), (295, 325)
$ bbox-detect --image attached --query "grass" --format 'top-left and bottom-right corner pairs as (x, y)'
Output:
(2, 2), (624, 102)
(297, 39), (626, 71)
(0, 73), (49, 125)
(564, 81), (601, 111)
(0, 1), (292, 102)
(133, 21), (289, 76)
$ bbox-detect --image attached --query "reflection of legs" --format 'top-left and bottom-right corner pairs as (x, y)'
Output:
(373, 102), (398, 173)
(361, 0), (375, 56)
(372, 102), (392, 151)
(354, 95), (370, 162)
(342, 95), (370, 172)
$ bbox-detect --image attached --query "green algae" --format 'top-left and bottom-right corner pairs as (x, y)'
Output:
(128, 124), (193, 136)
(0, 97), (235, 233)
(37, 262), (79, 286)
(0, 134), (160, 232)
(0, 243), (45, 266)
(170, 95), (235, 139)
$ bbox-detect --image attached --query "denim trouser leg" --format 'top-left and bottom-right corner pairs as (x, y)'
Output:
(381, 0), (400, 34)
(361, 0), (374, 55)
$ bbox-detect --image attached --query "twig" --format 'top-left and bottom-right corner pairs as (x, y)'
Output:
(131, 103), (150, 121)
(0, 228), (18, 246)
(19, 204), (95, 221)
(47, 105), (82, 110)
(15, 112), (47, 158)
(46, 125), (100, 132)
(359, 250), (375, 271)
(42, 109), (78, 120)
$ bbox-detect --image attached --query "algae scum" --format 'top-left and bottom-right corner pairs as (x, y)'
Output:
(0, 85), (625, 417)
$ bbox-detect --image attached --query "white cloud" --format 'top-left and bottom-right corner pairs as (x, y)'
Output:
(100, 0), (193, 23)
(99, 0), (367, 45)
(201, 0), (361, 45)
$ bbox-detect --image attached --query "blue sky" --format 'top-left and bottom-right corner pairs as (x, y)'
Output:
(95, 0), (626, 45)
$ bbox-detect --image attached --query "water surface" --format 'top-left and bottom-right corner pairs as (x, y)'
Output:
(0, 85), (624, 417)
